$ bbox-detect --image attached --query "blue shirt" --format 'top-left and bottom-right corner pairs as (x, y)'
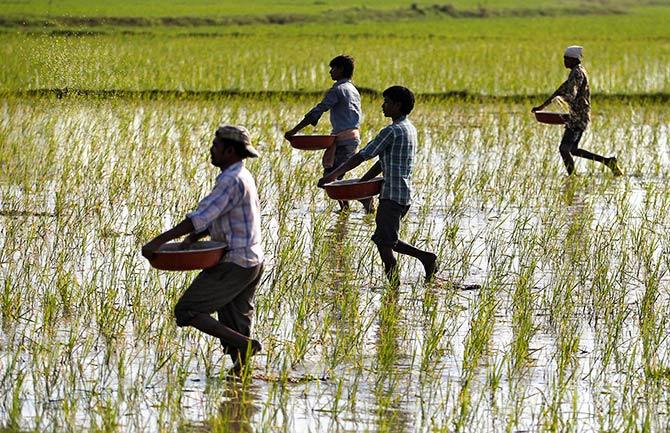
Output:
(358, 116), (416, 206)
(187, 162), (263, 268)
(304, 79), (362, 134)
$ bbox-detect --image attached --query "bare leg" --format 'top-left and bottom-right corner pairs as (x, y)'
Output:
(188, 313), (261, 362)
(376, 244), (399, 287)
(573, 149), (622, 175)
(560, 131), (577, 175)
(559, 129), (582, 175)
(572, 148), (606, 163)
(560, 149), (575, 175)
(560, 128), (616, 174)
(360, 198), (375, 214)
(337, 200), (350, 213)
(393, 240), (437, 282)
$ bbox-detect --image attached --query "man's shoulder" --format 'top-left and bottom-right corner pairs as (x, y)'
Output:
(334, 80), (359, 94)
(237, 167), (259, 190)
(378, 122), (398, 136)
(378, 121), (414, 145)
(214, 172), (239, 192)
(394, 118), (416, 133)
(572, 64), (588, 78)
(214, 169), (258, 199)
(216, 164), (246, 184)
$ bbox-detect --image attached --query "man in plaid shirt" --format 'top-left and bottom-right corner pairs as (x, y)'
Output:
(532, 45), (623, 176)
(142, 125), (264, 374)
(318, 86), (437, 285)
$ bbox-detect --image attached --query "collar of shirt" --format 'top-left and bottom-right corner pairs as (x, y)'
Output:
(215, 161), (244, 182)
(334, 79), (351, 86)
(393, 115), (408, 124)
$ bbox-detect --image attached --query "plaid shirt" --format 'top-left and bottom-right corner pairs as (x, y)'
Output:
(187, 161), (263, 268)
(358, 115), (416, 206)
(554, 64), (590, 130)
(304, 79), (362, 135)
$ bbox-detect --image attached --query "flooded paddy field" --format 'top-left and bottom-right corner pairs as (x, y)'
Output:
(1, 96), (669, 432)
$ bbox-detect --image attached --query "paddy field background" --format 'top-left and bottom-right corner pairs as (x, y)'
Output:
(1, 1), (670, 432)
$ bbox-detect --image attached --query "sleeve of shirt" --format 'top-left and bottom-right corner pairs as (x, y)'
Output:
(554, 69), (580, 102)
(304, 85), (340, 125)
(186, 177), (241, 233)
(358, 126), (394, 161)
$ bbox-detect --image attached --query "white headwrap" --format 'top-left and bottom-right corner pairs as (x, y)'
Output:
(564, 45), (583, 59)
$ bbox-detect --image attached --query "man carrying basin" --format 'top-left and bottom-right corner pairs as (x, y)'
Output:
(142, 125), (264, 374)
(318, 86), (437, 286)
(532, 45), (623, 176)
(284, 54), (373, 213)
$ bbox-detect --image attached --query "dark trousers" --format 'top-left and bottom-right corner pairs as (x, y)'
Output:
(559, 128), (606, 174)
(174, 261), (264, 358)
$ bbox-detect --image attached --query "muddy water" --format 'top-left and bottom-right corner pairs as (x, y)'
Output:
(1, 98), (669, 432)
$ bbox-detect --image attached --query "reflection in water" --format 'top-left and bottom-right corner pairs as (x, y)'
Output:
(560, 177), (591, 262)
(326, 214), (351, 290)
(561, 176), (583, 211)
(373, 288), (412, 433)
(205, 382), (260, 433)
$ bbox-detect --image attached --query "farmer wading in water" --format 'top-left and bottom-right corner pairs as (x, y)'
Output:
(532, 45), (623, 176)
(142, 125), (264, 374)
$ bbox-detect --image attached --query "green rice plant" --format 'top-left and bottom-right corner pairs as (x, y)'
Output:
(509, 258), (537, 376)
(454, 282), (497, 431)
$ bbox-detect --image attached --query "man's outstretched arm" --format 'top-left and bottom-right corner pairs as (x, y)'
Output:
(142, 217), (196, 259)
(317, 153), (365, 186)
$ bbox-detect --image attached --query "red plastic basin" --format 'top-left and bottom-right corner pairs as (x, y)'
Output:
(149, 241), (226, 271)
(323, 177), (384, 200)
(534, 111), (566, 125)
(287, 135), (336, 150)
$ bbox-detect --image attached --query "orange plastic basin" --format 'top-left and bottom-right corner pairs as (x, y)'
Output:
(534, 111), (566, 125)
(323, 178), (384, 200)
(287, 135), (336, 150)
(149, 241), (226, 271)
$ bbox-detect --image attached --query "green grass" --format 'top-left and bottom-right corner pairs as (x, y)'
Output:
(1, 12), (669, 95)
(0, 0), (660, 18)
(1, 4), (668, 96)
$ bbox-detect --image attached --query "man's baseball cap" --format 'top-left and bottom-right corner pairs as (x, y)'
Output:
(215, 124), (259, 158)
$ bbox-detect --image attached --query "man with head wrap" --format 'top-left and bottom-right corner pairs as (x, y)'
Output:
(532, 46), (623, 176)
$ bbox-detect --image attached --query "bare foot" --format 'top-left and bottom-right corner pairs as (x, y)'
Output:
(384, 264), (400, 289)
(229, 339), (262, 376)
(422, 253), (438, 283)
(606, 157), (623, 176)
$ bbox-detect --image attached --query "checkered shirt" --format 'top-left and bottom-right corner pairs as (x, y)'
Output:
(187, 161), (263, 268)
(358, 115), (416, 206)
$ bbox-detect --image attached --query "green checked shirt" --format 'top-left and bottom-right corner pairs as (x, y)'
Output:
(358, 115), (416, 206)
